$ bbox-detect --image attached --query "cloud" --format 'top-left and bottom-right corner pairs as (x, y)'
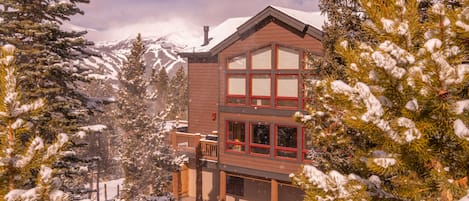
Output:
(70, 0), (319, 42)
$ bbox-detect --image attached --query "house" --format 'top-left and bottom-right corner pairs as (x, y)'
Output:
(171, 5), (325, 201)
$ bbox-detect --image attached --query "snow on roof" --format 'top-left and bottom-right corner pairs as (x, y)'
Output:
(194, 17), (251, 52)
(271, 6), (325, 31)
(187, 6), (325, 53)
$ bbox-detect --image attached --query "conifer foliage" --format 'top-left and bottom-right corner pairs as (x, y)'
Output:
(293, 0), (469, 200)
(167, 66), (188, 120)
(0, 45), (70, 201)
(116, 34), (186, 200)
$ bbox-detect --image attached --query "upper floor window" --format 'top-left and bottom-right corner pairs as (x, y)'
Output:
(250, 123), (270, 156)
(275, 125), (298, 159)
(226, 121), (246, 152)
(225, 45), (302, 108)
(277, 47), (299, 69)
(228, 55), (246, 70)
(251, 47), (272, 69)
(227, 75), (246, 105)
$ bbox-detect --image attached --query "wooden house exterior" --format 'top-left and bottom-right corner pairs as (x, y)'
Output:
(173, 6), (325, 201)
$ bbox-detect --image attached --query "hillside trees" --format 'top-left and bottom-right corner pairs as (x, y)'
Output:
(167, 66), (188, 120)
(0, 45), (71, 200)
(293, 0), (469, 200)
(116, 34), (186, 200)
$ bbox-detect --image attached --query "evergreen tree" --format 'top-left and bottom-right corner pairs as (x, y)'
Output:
(168, 66), (188, 120)
(116, 34), (186, 200)
(293, 0), (469, 200)
(315, 0), (368, 80)
(157, 66), (169, 105)
(0, 1), (96, 196)
(0, 45), (70, 200)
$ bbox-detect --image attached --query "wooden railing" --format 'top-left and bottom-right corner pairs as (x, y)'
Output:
(200, 140), (218, 161)
(170, 131), (218, 161)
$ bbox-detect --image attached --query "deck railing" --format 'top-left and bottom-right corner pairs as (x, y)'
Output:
(170, 131), (218, 161)
(200, 140), (218, 161)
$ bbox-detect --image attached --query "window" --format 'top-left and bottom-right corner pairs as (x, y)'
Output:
(227, 176), (244, 196)
(275, 126), (298, 159)
(276, 75), (299, 108)
(227, 75), (246, 105)
(250, 123), (270, 155)
(250, 75), (271, 107)
(226, 121), (246, 152)
(225, 45), (303, 109)
(277, 47), (299, 69)
(251, 47), (271, 69)
(303, 128), (314, 161)
(228, 55), (246, 69)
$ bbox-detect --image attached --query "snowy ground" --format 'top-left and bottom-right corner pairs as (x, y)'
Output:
(86, 178), (124, 201)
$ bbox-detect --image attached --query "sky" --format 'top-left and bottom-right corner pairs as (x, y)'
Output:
(70, 0), (320, 42)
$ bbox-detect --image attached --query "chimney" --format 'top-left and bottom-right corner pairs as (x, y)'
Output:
(202, 26), (209, 46)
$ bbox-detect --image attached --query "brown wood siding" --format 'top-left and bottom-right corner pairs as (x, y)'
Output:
(219, 112), (302, 175)
(188, 63), (219, 134)
(219, 21), (323, 104)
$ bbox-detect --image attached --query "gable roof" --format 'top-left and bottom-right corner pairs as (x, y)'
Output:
(181, 5), (326, 56)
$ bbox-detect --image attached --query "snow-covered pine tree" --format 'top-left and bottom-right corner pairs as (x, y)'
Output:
(0, 1), (97, 196)
(167, 66), (188, 120)
(316, 0), (368, 80)
(116, 34), (186, 200)
(0, 45), (70, 201)
(293, 0), (469, 200)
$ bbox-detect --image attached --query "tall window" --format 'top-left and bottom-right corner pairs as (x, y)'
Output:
(250, 123), (270, 155)
(250, 75), (271, 107)
(275, 125), (298, 159)
(227, 75), (246, 105)
(276, 75), (299, 108)
(226, 121), (246, 152)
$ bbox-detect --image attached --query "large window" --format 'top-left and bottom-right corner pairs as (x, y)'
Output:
(227, 75), (246, 105)
(225, 45), (302, 108)
(275, 125), (298, 159)
(226, 176), (244, 196)
(250, 75), (271, 107)
(277, 47), (299, 69)
(252, 47), (272, 69)
(276, 75), (299, 108)
(250, 123), (270, 155)
(226, 121), (246, 152)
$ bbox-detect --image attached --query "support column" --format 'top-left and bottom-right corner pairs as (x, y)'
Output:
(271, 179), (278, 201)
(172, 171), (179, 200)
(219, 171), (226, 201)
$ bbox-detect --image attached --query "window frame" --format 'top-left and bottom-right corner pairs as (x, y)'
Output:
(250, 46), (273, 70)
(249, 74), (272, 108)
(226, 74), (247, 106)
(275, 74), (299, 108)
(226, 121), (247, 153)
(274, 124), (298, 160)
(276, 45), (300, 70)
(249, 122), (271, 157)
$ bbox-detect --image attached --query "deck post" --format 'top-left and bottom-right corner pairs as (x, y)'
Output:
(173, 171), (179, 200)
(219, 170), (226, 201)
(271, 179), (278, 201)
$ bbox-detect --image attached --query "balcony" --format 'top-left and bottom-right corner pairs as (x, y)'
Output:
(170, 131), (218, 161)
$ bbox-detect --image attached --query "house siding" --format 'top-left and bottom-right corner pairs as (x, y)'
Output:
(188, 62), (219, 134)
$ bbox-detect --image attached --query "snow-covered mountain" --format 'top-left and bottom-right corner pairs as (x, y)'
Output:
(80, 34), (194, 82)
